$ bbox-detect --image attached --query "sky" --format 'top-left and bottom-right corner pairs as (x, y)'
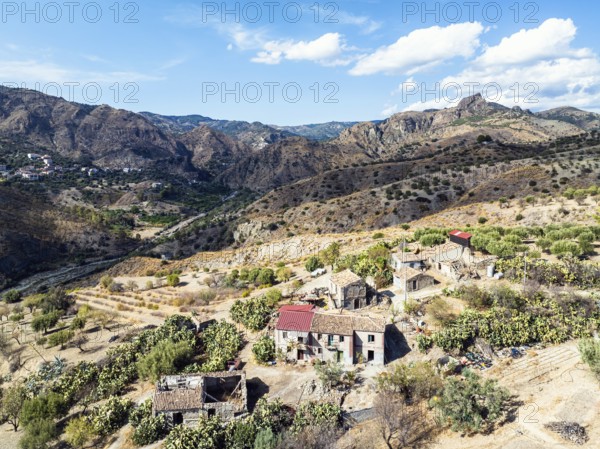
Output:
(1, 0), (599, 125)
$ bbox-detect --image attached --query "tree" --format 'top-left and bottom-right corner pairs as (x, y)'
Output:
(137, 339), (194, 382)
(125, 280), (138, 292)
(319, 243), (340, 269)
(432, 369), (511, 434)
(3, 289), (22, 304)
(256, 269), (275, 286)
(23, 295), (43, 313)
(304, 256), (324, 273)
(47, 329), (75, 349)
(374, 393), (434, 449)
(31, 311), (61, 334)
(167, 274), (180, 287)
(41, 288), (72, 313)
(64, 416), (96, 448)
(0, 383), (27, 431)
(252, 336), (275, 364)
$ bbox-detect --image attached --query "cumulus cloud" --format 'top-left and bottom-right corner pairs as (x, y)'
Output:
(252, 33), (348, 66)
(399, 18), (600, 113)
(350, 22), (484, 76)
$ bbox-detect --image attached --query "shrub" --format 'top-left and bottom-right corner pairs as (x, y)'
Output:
(132, 414), (169, 446)
(290, 402), (341, 434)
(19, 419), (58, 449)
(432, 369), (511, 434)
(4, 289), (22, 304)
(314, 361), (345, 390)
(91, 396), (133, 436)
(100, 275), (114, 290)
(579, 339), (600, 380)
(416, 334), (433, 353)
(165, 417), (225, 449)
(252, 336), (275, 364)
(550, 240), (583, 257)
(64, 417), (96, 448)
(376, 362), (442, 401)
(137, 340), (195, 382)
(167, 274), (180, 287)
(230, 296), (274, 331)
(304, 256), (324, 273)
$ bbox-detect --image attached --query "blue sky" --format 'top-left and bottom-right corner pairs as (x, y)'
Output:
(1, 0), (599, 125)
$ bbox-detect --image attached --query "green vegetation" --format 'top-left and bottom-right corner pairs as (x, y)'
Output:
(230, 296), (275, 331)
(252, 336), (276, 364)
(432, 369), (510, 434)
(336, 242), (393, 288)
(137, 340), (195, 381)
(579, 339), (600, 381)
(434, 286), (599, 350)
(304, 256), (324, 273)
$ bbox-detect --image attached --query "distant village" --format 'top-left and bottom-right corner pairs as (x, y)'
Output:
(0, 152), (155, 183)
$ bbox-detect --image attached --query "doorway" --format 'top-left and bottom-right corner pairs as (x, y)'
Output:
(368, 350), (375, 362)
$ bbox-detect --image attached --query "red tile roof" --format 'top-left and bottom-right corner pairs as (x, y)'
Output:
(279, 305), (315, 312)
(276, 306), (315, 332)
(449, 230), (473, 239)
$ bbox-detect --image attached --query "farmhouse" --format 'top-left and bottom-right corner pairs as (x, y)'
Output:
(153, 371), (248, 427)
(274, 306), (387, 366)
(329, 269), (368, 310)
(393, 266), (435, 292)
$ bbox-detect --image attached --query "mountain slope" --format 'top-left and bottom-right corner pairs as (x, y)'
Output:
(0, 87), (188, 171)
(536, 107), (600, 130)
(140, 112), (294, 149)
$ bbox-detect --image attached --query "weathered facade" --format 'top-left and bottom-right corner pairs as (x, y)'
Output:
(393, 267), (436, 292)
(153, 371), (248, 427)
(390, 252), (426, 271)
(329, 269), (368, 310)
(274, 307), (386, 366)
(274, 305), (315, 362)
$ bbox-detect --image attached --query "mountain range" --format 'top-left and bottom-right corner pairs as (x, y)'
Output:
(1, 85), (600, 286)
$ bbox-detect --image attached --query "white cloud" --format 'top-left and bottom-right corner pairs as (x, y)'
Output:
(349, 22), (484, 76)
(336, 11), (382, 34)
(475, 18), (589, 66)
(252, 33), (348, 66)
(401, 18), (600, 112)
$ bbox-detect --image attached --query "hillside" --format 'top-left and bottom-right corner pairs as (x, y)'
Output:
(0, 87), (189, 172)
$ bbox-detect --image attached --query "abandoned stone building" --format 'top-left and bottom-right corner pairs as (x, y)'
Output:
(393, 266), (436, 292)
(329, 269), (369, 310)
(152, 371), (248, 427)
